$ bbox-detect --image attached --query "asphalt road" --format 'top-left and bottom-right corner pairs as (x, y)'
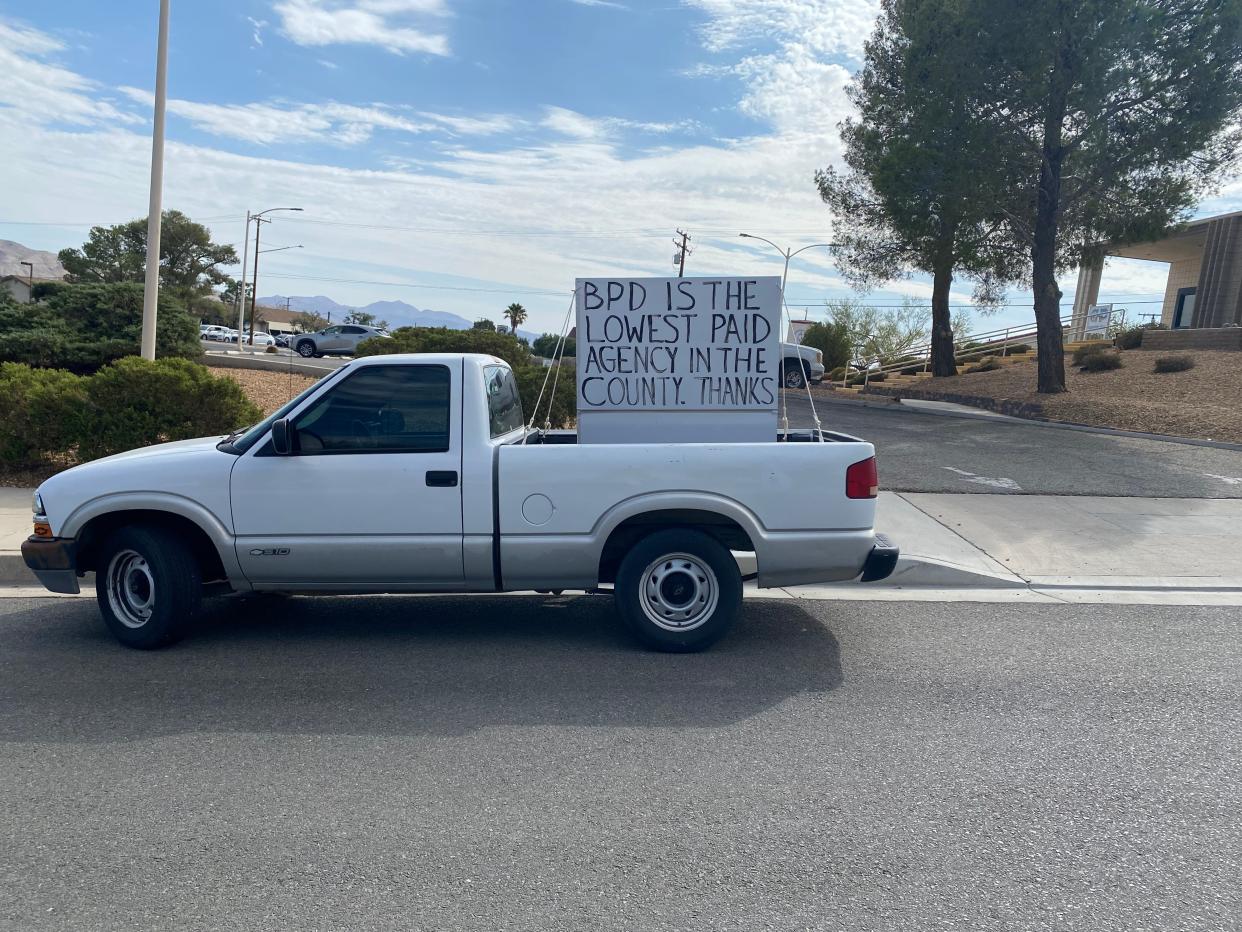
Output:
(1, 594), (1237, 931)
(786, 392), (1242, 497)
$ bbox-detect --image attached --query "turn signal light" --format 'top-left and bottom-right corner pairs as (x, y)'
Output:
(32, 521), (52, 539)
(846, 456), (879, 499)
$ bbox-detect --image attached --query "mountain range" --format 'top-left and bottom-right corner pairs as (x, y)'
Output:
(259, 294), (541, 342)
(0, 240), (66, 280)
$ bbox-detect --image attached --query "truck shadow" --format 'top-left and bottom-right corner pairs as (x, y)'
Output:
(1, 595), (843, 743)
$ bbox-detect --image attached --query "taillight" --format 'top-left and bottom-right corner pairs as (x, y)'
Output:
(846, 456), (878, 499)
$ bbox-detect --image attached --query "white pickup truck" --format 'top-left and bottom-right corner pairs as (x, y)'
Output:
(23, 353), (897, 652)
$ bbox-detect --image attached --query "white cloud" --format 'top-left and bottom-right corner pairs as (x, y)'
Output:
(568, 0), (630, 9)
(0, 18), (141, 127)
(119, 87), (443, 145)
(248, 17), (268, 46)
(541, 106), (699, 140)
(273, 0), (450, 55)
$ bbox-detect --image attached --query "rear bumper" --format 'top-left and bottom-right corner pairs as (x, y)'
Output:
(20, 537), (80, 594)
(859, 533), (899, 582)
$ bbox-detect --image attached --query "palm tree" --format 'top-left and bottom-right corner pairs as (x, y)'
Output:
(504, 302), (528, 333)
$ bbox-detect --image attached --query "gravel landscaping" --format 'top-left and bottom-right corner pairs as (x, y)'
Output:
(209, 365), (320, 415)
(851, 349), (1242, 443)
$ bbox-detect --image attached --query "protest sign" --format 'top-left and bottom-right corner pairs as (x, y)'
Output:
(576, 276), (781, 443)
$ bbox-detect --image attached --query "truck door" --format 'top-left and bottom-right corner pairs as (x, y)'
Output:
(230, 362), (464, 588)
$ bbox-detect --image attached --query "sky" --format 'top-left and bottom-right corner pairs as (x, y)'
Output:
(2, 0), (1240, 334)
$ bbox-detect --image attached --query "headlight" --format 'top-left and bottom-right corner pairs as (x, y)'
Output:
(815, 350), (823, 364)
(33, 491), (45, 517)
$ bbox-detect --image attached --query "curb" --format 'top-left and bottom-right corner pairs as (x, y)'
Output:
(202, 352), (340, 379)
(0, 552), (33, 586)
(877, 555), (1026, 588)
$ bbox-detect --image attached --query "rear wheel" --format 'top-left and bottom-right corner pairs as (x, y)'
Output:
(614, 529), (742, 652)
(96, 526), (201, 649)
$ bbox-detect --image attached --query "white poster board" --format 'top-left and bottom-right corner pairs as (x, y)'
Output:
(1085, 303), (1113, 338)
(787, 319), (814, 344)
(576, 276), (781, 444)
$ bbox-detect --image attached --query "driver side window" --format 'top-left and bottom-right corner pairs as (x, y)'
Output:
(292, 365), (451, 453)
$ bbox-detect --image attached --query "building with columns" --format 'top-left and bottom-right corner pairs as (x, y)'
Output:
(1071, 209), (1242, 338)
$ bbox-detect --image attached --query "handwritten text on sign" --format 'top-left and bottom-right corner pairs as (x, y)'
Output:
(576, 276), (781, 411)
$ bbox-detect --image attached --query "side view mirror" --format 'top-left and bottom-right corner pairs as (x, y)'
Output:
(271, 418), (294, 455)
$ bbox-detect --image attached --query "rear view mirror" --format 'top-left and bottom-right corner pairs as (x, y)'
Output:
(271, 418), (294, 455)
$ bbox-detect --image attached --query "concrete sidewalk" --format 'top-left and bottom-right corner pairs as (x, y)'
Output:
(3, 487), (1241, 597)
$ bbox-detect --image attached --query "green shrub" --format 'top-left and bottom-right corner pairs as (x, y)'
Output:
(798, 321), (851, 370)
(966, 357), (1003, 373)
(1071, 342), (1110, 365)
(1006, 343), (1031, 354)
(515, 364), (576, 428)
(76, 357), (262, 461)
(900, 365), (923, 376)
(1115, 323), (1167, 350)
(1080, 351), (1123, 372)
(828, 366), (849, 381)
(0, 363), (88, 468)
(356, 326), (532, 368)
(1153, 355), (1195, 373)
(0, 283), (200, 374)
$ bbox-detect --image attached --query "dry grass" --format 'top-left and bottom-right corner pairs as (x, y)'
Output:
(862, 349), (1242, 443)
(210, 366), (320, 415)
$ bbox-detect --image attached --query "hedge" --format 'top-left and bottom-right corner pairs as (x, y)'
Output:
(0, 283), (201, 374)
(0, 358), (261, 468)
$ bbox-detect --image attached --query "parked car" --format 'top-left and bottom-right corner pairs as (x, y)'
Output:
(201, 325), (231, 341)
(273, 334), (290, 348)
(238, 331), (276, 347)
(22, 353), (897, 653)
(780, 342), (826, 389)
(208, 328), (238, 342)
(293, 325), (389, 358)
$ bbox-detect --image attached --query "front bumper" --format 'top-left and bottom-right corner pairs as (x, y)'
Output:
(20, 537), (80, 594)
(809, 362), (826, 382)
(859, 533), (899, 582)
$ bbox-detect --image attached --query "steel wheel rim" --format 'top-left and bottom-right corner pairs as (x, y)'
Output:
(639, 552), (718, 632)
(106, 549), (155, 629)
(785, 368), (804, 388)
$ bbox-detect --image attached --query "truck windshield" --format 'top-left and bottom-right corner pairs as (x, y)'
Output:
(224, 366), (348, 454)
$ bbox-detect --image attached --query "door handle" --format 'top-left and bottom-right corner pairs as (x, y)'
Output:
(426, 470), (458, 487)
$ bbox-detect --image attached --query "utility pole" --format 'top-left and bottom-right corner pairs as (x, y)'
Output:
(233, 211), (251, 353)
(248, 216), (269, 347)
(139, 0), (170, 360)
(673, 229), (692, 277)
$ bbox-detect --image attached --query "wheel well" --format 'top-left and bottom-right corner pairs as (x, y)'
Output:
(75, 510), (228, 582)
(597, 509), (754, 584)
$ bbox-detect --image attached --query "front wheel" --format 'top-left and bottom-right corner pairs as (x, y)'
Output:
(784, 362), (808, 390)
(96, 526), (201, 649)
(296, 341), (315, 358)
(614, 529), (742, 652)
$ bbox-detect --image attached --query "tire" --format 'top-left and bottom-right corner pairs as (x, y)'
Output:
(783, 361), (807, 390)
(96, 525), (201, 649)
(296, 340), (315, 358)
(614, 529), (742, 653)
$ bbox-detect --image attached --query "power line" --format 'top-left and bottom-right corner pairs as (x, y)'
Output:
(260, 271), (568, 297)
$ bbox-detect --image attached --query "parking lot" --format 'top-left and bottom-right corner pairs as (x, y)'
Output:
(1, 593), (1237, 930)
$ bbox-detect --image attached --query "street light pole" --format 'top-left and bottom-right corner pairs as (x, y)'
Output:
(139, 0), (170, 361)
(233, 206), (302, 350)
